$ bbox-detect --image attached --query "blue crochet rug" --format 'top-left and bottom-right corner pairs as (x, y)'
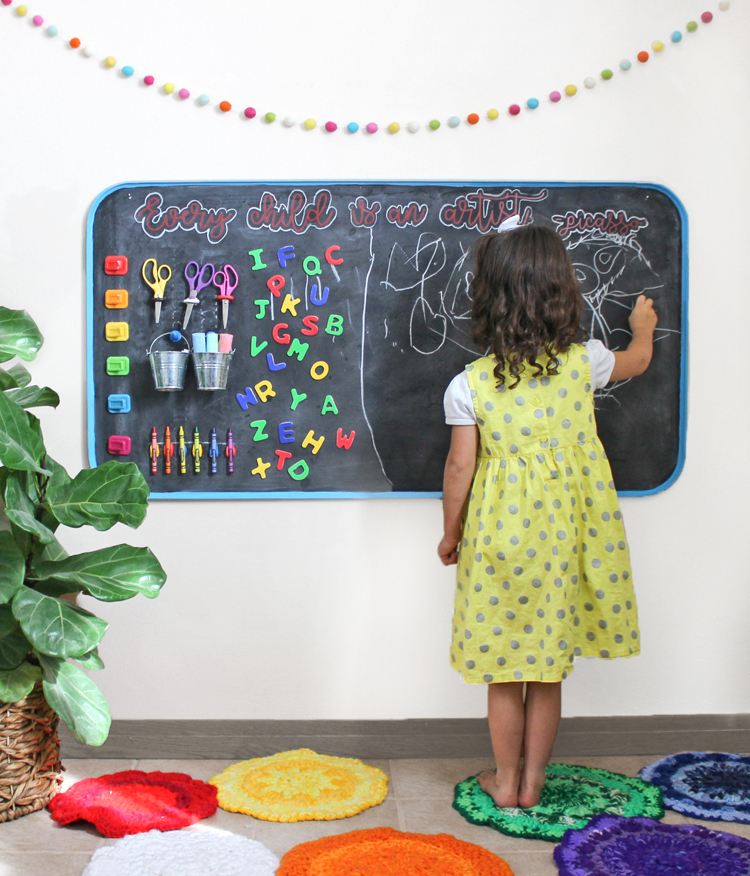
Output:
(639, 752), (750, 822)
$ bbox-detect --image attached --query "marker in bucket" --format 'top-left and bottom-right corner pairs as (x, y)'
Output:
(206, 332), (219, 353)
(218, 333), (233, 354)
(192, 332), (207, 353)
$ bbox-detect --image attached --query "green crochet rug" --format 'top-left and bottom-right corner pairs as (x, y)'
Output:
(453, 763), (664, 842)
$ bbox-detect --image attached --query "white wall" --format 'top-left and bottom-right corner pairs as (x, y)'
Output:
(1, 0), (748, 721)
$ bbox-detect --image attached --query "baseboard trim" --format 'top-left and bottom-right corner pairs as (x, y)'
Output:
(58, 714), (750, 759)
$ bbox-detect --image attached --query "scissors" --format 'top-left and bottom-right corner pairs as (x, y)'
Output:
(142, 258), (172, 324)
(182, 261), (215, 329)
(213, 264), (238, 329)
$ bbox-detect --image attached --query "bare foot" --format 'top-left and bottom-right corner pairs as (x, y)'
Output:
(478, 768), (520, 808)
(518, 769), (546, 808)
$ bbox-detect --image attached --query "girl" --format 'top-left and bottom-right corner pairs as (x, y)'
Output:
(438, 224), (657, 809)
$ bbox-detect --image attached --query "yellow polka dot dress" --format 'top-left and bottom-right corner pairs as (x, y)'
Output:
(450, 345), (640, 684)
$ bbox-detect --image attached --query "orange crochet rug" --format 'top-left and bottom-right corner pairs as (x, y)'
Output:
(276, 827), (515, 875)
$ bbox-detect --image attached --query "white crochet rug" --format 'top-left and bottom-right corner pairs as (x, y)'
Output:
(83, 827), (279, 876)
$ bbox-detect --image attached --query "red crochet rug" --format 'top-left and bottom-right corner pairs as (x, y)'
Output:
(48, 770), (217, 837)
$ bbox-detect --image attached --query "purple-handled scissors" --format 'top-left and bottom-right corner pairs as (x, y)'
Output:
(182, 261), (215, 329)
(214, 264), (239, 329)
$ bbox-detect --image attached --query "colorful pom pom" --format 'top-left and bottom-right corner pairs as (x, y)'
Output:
(199, 95), (211, 105)
(526, 98), (539, 109)
(178, 88), (190, 99)
(701, 11), (713, 22)
(719, 1), (730, 10)
(388, 122), (400, 134)
(220, 101), (232, 112)
(637, 51), (649, 62)
(282, 116), (295, 127)
(601, 69), (614, 80)
(366, 122), (378, 134)
(564, 84), (577, 96)
(143, 75), (155, 86)
(32, 15), (43, 26)
(81, 46), (94, 58)
(244, 106), (257, 118)
(46, 24), (58, 35)
(104, 57), (116, 68)
(686, 20), (698, 32)
(122, 66), (134, 77)
(264, 111), (275, 122)
(16, 6), (27, 17)
(304, 118), (316, 129)
(487, 108), (499, 119)
(549, 91), (561, 102)
(620, 58), (632, 70)
(325, 121), (337, 132)
(448, 116), (460, 127)
(163, 83), (175, 94)
(652, 40), (664, 51)
(584, 77), (596, 89)
(407, 120), (420, 132)
(671, 31), (683, 42)
(429, 119), (440, 130)
(508, 104), (521, 115)
(467, 112), (479, 124)
(347, 122), (358, 133)
(0, 1), (12, 7)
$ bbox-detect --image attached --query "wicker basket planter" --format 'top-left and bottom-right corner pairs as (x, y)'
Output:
(0, 684), (63, 822)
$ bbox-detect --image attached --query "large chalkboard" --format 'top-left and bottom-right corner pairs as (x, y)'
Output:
(87, 182), (687, 499)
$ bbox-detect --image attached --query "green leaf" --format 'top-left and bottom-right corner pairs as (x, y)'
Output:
(0, 391), (48, 474)
(0, 626), (30, 670)
(0, 661), (42, 703)
(4, 471), (54, 544)
(45, 462), (149, 531)
(30, 544), (165, 602)
(38, 655), (110, 745)
(6, 386), (60, 409)
(31, 578), (81, 599)
(44, 456), (71, 490)
(0, 308), (43, 363)
(0, 531), (26, 604)
(0, 369), (20, 392)
(74, 646), (104, 671)
(6, 363), (32, 388)
(33, 536), (68, 564)
(12, 588), (107, 658)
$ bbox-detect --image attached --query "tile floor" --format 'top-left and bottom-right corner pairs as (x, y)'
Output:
(3, 754), (750, 875)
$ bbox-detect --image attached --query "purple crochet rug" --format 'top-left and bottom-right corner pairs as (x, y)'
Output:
(639, 752), (750, 822)
(554, 814), (750, 876)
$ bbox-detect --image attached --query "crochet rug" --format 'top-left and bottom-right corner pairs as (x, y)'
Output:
(48, 770), (217, 837)
(209, 748), (388, 822)
(275, 827), (514, 875)
(554, 813), (750, 876)
(82, 827), (279, 876)
(453, 763), (663, 842)
(639, 752), (750, 822)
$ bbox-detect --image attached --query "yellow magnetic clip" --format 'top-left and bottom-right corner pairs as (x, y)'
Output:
(105, 322), (130, 341)
(105, 289), (129, 309)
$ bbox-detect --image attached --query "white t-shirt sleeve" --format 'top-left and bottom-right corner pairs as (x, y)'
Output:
(444, 372), (476, 425)
(584, 339), (615, 390)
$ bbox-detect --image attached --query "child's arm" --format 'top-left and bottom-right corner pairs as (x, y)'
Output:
(608, 294), (658, 382)
(438, 425), (479, 566)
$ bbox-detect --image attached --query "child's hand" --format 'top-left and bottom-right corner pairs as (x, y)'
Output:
(629, 294), (658, 338)
(438, 535), (460, 565)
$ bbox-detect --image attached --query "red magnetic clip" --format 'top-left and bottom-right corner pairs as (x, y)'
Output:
(104, 256), (129, 275)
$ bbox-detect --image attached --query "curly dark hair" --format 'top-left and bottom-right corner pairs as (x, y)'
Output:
(470, 224), (584, 388)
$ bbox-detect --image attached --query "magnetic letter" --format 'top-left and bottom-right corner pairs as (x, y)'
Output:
(277, 245), (296, 268)
(247, 248), (267, 270)
(250, 420), (269, 441)
(325, 314), (344, 336)
(254, 299), (270, 319)
(275, 449), (293, 470)
(302, 430), (325, 455)
(236, 387), (259, 410)
(288, 459), (310, 481)
(254, 380), (276, 402)
(278, 422), (295, 444)
(336, 428), (356, 449)
(321, 395), (338, 415)
(310, 284), (330, 306)
(281, 293), (301, 316)
(250, 336), (268, 357)
(310, 361), (329, 380)
(303, 255), (322, 276)
(252, 457), (271, 478)
(266, 352), (287, 371)
(301, 315), (319, 336)
(287, 338), (309, 361)
(272, 323), (291, 345)
(290, 388), (308, 411)
(325, 245), (344, 265)
(267, 275), (286, 298)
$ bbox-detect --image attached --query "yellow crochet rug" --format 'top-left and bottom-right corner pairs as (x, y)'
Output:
(209, 749), (389, 822)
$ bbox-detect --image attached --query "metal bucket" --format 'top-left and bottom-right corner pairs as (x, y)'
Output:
(193, 351), (232, 390)
(148, 334), (190, 391)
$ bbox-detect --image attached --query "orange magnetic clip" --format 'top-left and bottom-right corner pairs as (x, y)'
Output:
(105, 289), (129, 309)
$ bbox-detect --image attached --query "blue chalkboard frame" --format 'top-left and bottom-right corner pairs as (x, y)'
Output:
(86, 179), (687, 500)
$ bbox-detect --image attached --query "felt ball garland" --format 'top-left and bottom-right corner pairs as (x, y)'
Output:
(0, 2), (731, 135)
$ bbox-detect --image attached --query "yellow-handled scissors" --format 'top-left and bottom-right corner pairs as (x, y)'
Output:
(142, 258), (172, 324)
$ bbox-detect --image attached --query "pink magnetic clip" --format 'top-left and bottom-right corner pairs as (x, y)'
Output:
(107, 435), (132, 455)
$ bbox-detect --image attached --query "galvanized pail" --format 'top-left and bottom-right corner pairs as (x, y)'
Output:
(193, 351), (232, 390)
(148, 334), (190, 391)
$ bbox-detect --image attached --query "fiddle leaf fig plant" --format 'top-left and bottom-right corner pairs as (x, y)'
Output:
(0, 306), (166, 745)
